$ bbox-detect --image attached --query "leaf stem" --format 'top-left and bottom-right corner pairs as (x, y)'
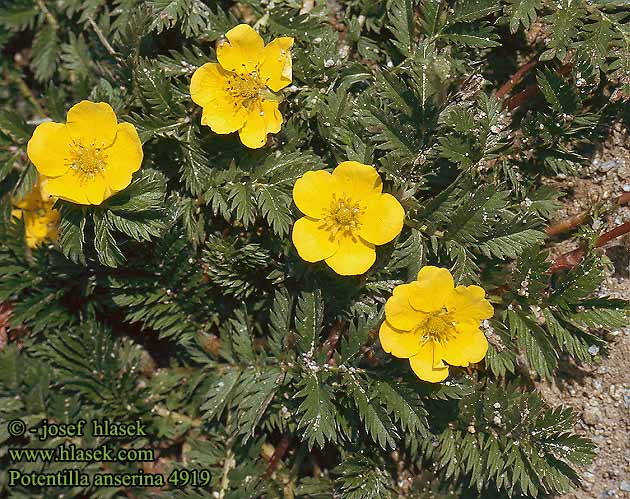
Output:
(36, 0), (58, 30)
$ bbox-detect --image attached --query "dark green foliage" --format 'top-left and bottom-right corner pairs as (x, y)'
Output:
(1, 0), (628, 498)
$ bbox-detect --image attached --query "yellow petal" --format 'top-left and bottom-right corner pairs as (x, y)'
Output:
(238, 109), (268, 149)
(27, 122), (72, 177)
(190, 63), (230, 108)
(201, 98), (248, 134)
(446, 285), (494, 326)
(292, 170), (335, 218)
(325, 235), (375, 275)
(238, 100), (283, 149)
(217, 24), (264, 74)
(408, 266), (455, 313)
(84, 175), (108, 205)
(259, 37), (294, 92)
(26, 217), (49, 238)
(384, 282), (427, 330)
(104, 123), (143, 191)
(66, 101), (118, 148)
(292, 217), (338, 262)
(262, 100), (283, 134)
(332, 161), (382, 200)
(409, 342), (449, 383)
(359, 193), (404, 245)
(379, 320), (422, 358)
(44, 172), (90, 205)
(437, 323), (489, 366)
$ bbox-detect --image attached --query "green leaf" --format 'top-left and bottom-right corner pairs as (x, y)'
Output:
(508, 309), (558, 378)
(549, 256), (603, 307)
(334, 456), (395, 499)
(93, 210), (125, 267)
(477, 226), (545, 260)
(268, 288), (292, 357)
(201, 368), (241, 422)
(344, 373), (398, 449)
(609, 30), (630, 100)
(136, 61), (183, 116)
(540, 0), (585, 61)
(0, 110), (32, 141)
(0, 1), (37, 30)
(296, 372), (339, 449)
(442, 23), (501, 48)
(295, 290), (324, 356)
(255, 185), (292, 237)
(449, 0), (501, 23)
(103, 169), (167, 241)
(60, 32), (92, 78)
(537, 68), (579, 115)
(419, 0), (445, 37)
(386, 228), (425, 277)
(236, 367), (283, 443)
(180, 125), (211, 195)
(31, 24), (59, 81)
(340, 309), (381, 365)
(56, 203), (86, 265)
(505, 0), (542, 34)
(148, 0), (210, 37)
(373, 379), (428, 435)
(387, 0), (416, 56)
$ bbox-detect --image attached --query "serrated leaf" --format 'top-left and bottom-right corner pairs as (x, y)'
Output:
(93, 210), (125, 267)
(450, 0), (501, 23)
(442, 23), (501, 48)
(31, 24), (59, 81)
(345, 373), (398, 449)
(201, 368), (241, 421)
(56, 202), (86, 265)
(387, 0), (415, 56)
(295, 290), (324, 355)
(296, 372), (339, 449)
(255, 185), (292, 237)
(536, 68), (578, 115)
(505, 0), (542, 33)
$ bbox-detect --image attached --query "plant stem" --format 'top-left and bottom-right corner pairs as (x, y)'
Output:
(548, 222), (630, 272)
(36, 0), (58, 30)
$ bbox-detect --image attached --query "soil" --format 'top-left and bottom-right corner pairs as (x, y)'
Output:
(538, 130), (630, 499)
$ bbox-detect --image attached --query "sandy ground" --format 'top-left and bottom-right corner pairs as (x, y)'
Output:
(539, 130), (630, 499)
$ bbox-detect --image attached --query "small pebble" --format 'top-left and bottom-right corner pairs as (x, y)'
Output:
(583, 406), (600, 426)
(620, 481), (630, 492)
(599, 159), (619, 172)
(588, 345), (600, 355)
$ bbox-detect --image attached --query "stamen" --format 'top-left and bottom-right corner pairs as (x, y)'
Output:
(225, 70), (264, 108)
(417, 311), (456, 345)
(66, 141), (107, 182)
(320, 194), (365, 240)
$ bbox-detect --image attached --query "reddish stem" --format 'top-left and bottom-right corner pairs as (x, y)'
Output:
(263, 434), (290, 479)
(548, 222), (630, 273)
(546, 192), (630, 237)
(502, 63), (573, 110)
(496, 57), (540, 98)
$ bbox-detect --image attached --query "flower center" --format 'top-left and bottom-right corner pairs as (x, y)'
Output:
(417, 311), (456, 345)
(226, 70), (264, 108)
(321, 194), (365, 239)
(68, 141), (107, 180)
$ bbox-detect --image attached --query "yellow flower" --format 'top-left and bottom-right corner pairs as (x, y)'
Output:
(379, 266), (494, 382)
(12, 179), (59, 248)
(291, 161), (405, 276)
(26, 101), (143, 205)
(190, 24), (293, 149)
